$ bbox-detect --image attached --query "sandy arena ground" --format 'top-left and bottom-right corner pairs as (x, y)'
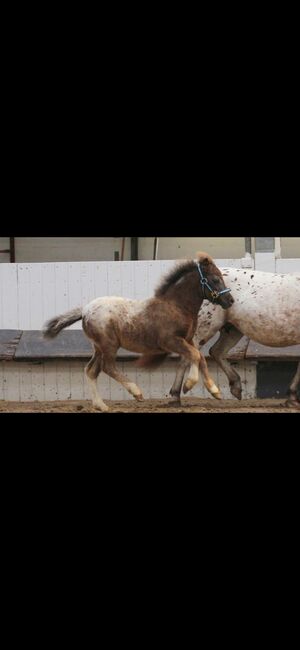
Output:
(0, 398), (299, 413)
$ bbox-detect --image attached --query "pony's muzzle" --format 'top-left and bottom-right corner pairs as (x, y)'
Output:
(219, 292), (234, 309)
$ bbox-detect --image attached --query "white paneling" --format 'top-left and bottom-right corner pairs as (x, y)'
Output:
(54, 263), (69, 315)
(19, 363), (33, 401)
(120, 262), (135, 299)
(70, 361), (85, 400)
(80, 262), (97, 307)
(1, 255), (298, 409)
(149, 367), (164, 399)
(17, 265), (31, 329)
(31, 363), (45, 401)
(133, 262), (149, 299)
(0, 258), (253, 330)
(0, 264), (18, 329)
(44, 362), (58, 400)
(41, 263), (57, 328)
(67, 262), (82, 307)
(0, 359), (258, 402)
(216, 259), (243, 268)
(276, 259), (300, 274)
(4, 363), (21, 400)
(29, 264), (43, 329)
(56, 361), (71, 400)
(255, 253), (275, 273)
(106, 262), (122, 297)
(67, 263), (82, 330)
(93, 262), (109, 299)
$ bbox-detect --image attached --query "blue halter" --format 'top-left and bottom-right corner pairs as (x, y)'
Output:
(196, 262), (232, 303)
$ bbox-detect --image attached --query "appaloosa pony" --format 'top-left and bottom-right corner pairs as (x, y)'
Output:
(43, 252), (233, 411)
(169, 267), (300, 408)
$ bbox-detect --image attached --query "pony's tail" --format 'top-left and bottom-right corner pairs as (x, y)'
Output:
(43, 307), (82, 338)
(135, 353), (168, 369)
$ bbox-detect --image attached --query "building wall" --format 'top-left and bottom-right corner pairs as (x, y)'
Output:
(1, 237), (132, 263)
(0, 237), (246, 263)
(139, 237), (246, 259)
(280, 238), (300, 258)
(1, 236), (298, 263)
(0, 237), (10, 263)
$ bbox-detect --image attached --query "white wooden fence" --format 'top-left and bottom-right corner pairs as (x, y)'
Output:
(0, 258), (248, 330)
(0, 255), (299, 330)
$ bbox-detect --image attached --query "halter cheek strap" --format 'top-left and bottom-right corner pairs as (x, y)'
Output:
(196, 262), (232, 302)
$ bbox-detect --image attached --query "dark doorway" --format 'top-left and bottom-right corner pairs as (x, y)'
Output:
(257, 361), (299, 398)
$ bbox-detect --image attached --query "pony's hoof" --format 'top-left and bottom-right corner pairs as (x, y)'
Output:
(231, 385), (242, 400)
(207, 382), (222, 400)
(213, 391), (222, 401)
(285, 399), (300, 410)
(183, 380), (193, 394)
(135, 393), (144, 402)
(93, 401), (110, 412)
(169, 396), (182, 406)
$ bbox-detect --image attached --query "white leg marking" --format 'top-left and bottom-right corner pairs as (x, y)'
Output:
(204, 378), (222, 400)
(184, 363), (199, 392)
(124, 382), (144, 401)
(86, 376), (109, 412)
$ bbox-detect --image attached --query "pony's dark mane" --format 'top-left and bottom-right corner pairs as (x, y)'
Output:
(155, 260), (197, 297)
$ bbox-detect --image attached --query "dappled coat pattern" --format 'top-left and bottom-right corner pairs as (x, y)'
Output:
(169, 267), (300, 408)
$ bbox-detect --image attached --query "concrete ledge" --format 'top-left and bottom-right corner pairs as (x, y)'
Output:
(0, 330), (22, 360)
(246, 341), (300, 361)
(0, 330), (299, 362)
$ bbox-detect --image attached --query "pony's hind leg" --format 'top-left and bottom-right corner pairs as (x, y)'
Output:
(85, 351), (109, 412)
(102, 355), (144, 402)
(169, 357), (190, 403)
(286, 360), (300, 409)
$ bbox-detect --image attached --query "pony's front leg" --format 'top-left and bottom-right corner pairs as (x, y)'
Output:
(166, 338), (221, 400)
(286, 360), (300, 409)
(194, 354), (221, 400)
(102, 356), (144, 403)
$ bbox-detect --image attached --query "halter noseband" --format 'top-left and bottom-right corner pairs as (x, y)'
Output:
(196, 262), (232, 303)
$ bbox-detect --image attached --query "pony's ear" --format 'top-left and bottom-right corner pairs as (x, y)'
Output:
(196, 251), (213, 266)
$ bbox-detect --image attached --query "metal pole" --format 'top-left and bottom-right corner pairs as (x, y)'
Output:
(153, 237), (159, 260)
(245, 237), (252, 255)
(121, 237), (126, 261)
(10, 237), (15, 262)
(131, 237), (138, 260)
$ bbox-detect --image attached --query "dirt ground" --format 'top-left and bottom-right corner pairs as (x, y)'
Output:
(0, 398), (299, 413)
